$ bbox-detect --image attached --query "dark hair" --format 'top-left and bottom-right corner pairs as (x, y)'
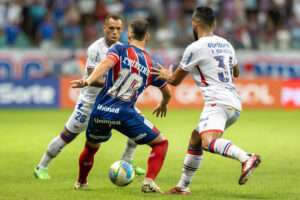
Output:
(129, 18), (149, 41)
(192, 6), (215, 29)
(105, 14), (123, 24)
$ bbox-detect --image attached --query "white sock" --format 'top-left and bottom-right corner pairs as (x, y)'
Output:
(37, 134), (68, 170)
(177, 147), (203, 189)
(209, 138), (250, 162)
(121, 138), (137, 162)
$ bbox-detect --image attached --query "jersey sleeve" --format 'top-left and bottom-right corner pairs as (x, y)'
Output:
(233, 50), (238, 66)
(86, 47), (100, 69)
(150, 64), (168, 88)
(106, 44), (122, 64)
(179, 44), (200, 72)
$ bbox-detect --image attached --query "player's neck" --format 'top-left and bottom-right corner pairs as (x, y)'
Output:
(197, 29), (213, 39)
(129, 40), (145, 51)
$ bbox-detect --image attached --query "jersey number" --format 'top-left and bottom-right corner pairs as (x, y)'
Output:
(107, 69), (143, 101)
(75, 112), (87, 123)
(215, 56), (233, 83)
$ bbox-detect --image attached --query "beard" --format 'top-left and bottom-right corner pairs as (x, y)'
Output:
(193, 28), (198, 41)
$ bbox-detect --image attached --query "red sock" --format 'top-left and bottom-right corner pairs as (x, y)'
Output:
(78, 142), (100, 184)
(146, 140), (168, 180)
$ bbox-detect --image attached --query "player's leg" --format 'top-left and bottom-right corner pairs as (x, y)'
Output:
(121, 138), (146, 175)
(141, 134), (168, 193)
(116, 115), (168, 193)
(35, 102), (91, 179)
(199, 105), (261, 185)
(34, 128), (78, 179)
(75, 114), (112, 190)
(120, 106), (146, 175)
(166, 129), (202, 195)
(75, 140), (100, 190)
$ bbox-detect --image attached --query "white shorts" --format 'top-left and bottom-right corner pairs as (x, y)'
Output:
(65, 100), (142, 135)
(195, 104), (241, 135)
(65, 100), (93, 134)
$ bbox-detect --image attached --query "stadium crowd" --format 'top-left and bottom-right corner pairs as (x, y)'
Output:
(0, 0), (299, 50)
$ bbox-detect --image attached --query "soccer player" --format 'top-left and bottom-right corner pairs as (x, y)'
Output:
(71, 18), (171, 193)
(152, 6), (261, 194)
(34, 14), (146, 179)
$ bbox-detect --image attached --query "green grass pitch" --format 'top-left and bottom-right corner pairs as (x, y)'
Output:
(0, 109), (300, 200)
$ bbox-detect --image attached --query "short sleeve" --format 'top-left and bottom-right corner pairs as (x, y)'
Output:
(179, 44), (201, 72)
(106, 44), (122, 64)
(86, 47), (100, 69)
(233, 50), (238, 66)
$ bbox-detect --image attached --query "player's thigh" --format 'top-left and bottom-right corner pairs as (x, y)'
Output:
(224, 106), (241, 130)
(65, 101), (92, 134)
(86, 114), (113, 144)
(116, 115), (161, 145)
(195, 105), (228, 135)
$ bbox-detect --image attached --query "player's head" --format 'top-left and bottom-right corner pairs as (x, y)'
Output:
(127, 18), (150, 43)
(103, 14), (123, 46)
(192, 6), (215, 40)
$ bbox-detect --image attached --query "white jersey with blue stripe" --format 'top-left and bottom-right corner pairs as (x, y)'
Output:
(79, 37), (122, 104)
(179, 34), (242, 111)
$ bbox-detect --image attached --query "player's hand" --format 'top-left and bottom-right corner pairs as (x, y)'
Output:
(151, 63), (173, 81)
(152, 101), (167, 117)
(70, 79), (88, 88)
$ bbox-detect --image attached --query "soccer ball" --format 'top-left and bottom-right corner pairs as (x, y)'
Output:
(109, 160), (135, 187)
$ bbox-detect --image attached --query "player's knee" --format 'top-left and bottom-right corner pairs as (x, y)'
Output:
(147, 134), (167, 147)
(63, 128), (78, 139)
(200, 132), (222, 150)
(127, 138), (137, 147)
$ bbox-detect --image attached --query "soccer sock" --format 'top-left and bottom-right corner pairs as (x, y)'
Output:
(208, 138), (250, 162)
(121, 138), (137, 162)
(37, 132), (73, 170)
(177, 147), (203, 189)
(78, 142), (99, 184)
(145, 140), (168, 180)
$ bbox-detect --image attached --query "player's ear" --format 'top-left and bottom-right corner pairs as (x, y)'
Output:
(212, 23), (216, 30)
(145, 34), (150, 42)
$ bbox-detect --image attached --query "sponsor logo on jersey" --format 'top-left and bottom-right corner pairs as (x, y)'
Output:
(123, 57), (150, 76)
(97, 104), (120, 113)
(133, 133), (147, 142)
(200, 117), (208, 122)
(93, 118), (121, 125)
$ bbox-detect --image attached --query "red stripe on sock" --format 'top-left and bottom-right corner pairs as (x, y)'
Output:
(224, 144), (233, 156)
(146, 140), (168, 180)
(187, 149), (203, 156)
(209, 139), (217, 153)
(60, 133), (70, 143)
(183, 166), (197, 172)
(78, 142), (100, 184)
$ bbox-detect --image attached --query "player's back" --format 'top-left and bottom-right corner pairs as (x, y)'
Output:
(184, 34), (242, 110)
(93, 44), (166, 120)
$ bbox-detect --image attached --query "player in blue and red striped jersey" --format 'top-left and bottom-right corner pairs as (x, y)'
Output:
(71, 18), (172, 193)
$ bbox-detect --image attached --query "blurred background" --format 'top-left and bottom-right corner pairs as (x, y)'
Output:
(0, 0), (299, 109)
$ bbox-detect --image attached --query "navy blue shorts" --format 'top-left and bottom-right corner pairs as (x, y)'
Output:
(86, 112), (160, 144)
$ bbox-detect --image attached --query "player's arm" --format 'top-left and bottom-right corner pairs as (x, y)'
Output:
(71, 58), (114, 88)
(233, 64), (239, 78)
(86, 68), (106, 87)
(152, 64), (189, 86)
(152, 84), (172, 117)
